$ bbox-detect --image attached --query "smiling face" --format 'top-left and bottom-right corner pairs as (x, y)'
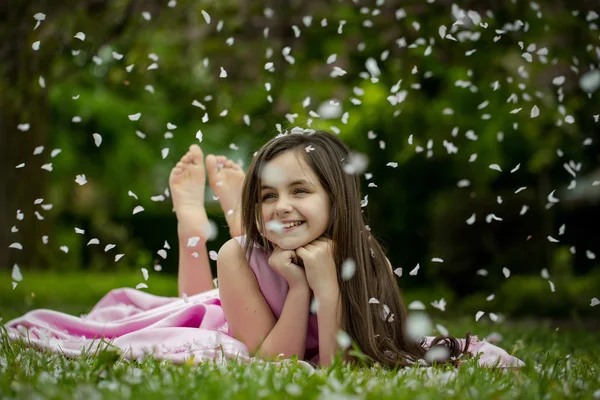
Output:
(259, 150), (331, 250)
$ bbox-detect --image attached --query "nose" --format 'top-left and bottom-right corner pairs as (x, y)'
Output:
(274, 195), (293, 216)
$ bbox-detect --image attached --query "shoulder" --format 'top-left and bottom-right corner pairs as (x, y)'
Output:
(217, 237), (246, 269)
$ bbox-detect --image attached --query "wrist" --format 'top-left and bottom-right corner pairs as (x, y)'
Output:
(313, 283), (340, 303)
(288, 281), (311, 296)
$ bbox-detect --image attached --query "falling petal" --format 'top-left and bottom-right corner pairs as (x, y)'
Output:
(92, 133), (102, 147)
(132, 206), (144, 215)
(12, 264), (23, 281)
(475, 311), (485, 321)
(201, 10), (211, 24)
(409, 263), (420, 275)
(341, 259), (356, 281)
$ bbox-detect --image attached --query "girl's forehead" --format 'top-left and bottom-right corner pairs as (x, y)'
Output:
(260, 151), (319, 187)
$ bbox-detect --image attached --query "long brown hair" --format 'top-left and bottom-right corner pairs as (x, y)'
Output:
(240, 129), (472, 368)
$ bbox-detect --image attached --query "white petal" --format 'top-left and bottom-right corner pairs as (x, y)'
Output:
(341, 258), (356, 281)
(201, 10), (211, 24)
(406, 313), (432, 341)
(141, 268), (149, 280)
(115, 254), (124, 262)
(92, 133), (102, 147)
(336, 330), (352, 349)
(530, 105), (540, 118)
(74, 32), (86, 41)
(136, 283), (148, 289)
(409, 263), (420, 275)
(586, 250), (596, 260)
(187, 236), (200, 247)
(12, 264), (23, 281)
(408, 300), (426, 310)
(132, 205), (144, 215)
(157, 249), (167, 259)
(128, 113), (141, 121)
(475, 311), (485, 321)
(502, 267), (510, 278)
(435, 323), (449, 336)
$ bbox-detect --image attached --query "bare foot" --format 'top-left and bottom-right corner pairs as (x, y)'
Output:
(206, 154), (245, 237)
(169, 145), (210, 241)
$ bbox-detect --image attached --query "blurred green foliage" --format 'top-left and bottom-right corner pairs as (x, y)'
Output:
(4, 1), (600, 314)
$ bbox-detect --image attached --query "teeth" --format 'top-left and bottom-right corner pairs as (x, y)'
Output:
(283, 221), (303, 228)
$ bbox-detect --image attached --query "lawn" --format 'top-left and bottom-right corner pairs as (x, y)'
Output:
(1, 272), (599, 399)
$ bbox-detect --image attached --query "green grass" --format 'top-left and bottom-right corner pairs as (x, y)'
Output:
(1, 272), (599, 399)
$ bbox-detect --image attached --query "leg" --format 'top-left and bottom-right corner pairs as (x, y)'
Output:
(206, 155), (245, 238)
(169, 145), (215, 297)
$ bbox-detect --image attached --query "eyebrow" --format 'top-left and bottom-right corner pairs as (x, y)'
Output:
(260, 179), (314, 190)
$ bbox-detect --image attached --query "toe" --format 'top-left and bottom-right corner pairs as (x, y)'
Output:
(189, 145), (204, 165)
(206, 154), (218, 175)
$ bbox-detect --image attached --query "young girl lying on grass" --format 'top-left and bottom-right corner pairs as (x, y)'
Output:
(5, 129), (524, 369)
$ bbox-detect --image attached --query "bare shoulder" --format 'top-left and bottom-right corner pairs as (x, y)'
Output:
(217, 237), (246, 269)
(217, 237), (276, 355)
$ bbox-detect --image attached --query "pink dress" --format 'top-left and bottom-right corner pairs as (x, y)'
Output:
(4, 236), (523, 368)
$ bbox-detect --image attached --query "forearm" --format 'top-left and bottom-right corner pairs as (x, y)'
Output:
(177, 229), (214, 297)
(257, 285), (311, 361)
(315, 285), (343, 367)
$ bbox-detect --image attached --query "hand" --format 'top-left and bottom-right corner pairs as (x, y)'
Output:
(268, 245), (308, 290)
(296, 236), (338, 298)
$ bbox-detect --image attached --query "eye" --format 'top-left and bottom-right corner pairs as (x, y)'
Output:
(262, 193), (275, 201)
(294, 188), (308, 194)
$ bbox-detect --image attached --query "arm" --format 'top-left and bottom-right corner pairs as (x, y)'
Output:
(314, 283), (346, 367)
(217, 238), (311, 360)
(177, 226), (214, 297)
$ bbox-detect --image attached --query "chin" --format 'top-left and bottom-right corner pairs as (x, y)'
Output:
(270, 232), (322, 250)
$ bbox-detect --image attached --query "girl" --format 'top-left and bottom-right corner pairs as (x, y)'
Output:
(217, 129), (522, 368)
(5, 130), (523, 369)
